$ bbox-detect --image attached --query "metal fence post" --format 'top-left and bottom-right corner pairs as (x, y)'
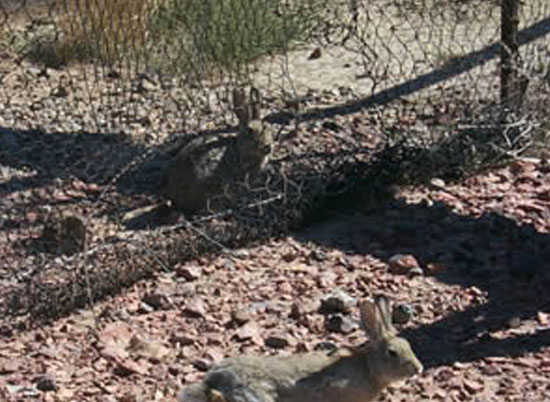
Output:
(501, 0), (521, 109)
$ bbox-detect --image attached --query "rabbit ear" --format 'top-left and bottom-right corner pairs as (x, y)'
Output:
(359, 296), (396, 340)
(359, 299), (380, 340)
(374, 295), (396, 335)
(233, 87), (248, 124)
(249, 87), (262, 121)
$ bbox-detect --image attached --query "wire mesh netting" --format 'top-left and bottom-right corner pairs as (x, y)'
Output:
(0, 0), (549, 327)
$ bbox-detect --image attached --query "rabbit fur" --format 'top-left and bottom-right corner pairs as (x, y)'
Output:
(178, 296), (423, 402)
(166, 87), (272, 214)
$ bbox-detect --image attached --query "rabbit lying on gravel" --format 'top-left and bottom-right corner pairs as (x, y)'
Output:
(178, 295), (423, 402)
(166, 87), (272, 214)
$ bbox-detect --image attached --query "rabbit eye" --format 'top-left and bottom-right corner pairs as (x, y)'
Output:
(387, 349), (399, 358)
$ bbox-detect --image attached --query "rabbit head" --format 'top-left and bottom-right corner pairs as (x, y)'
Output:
(360, 296), (423, 387)
(233, 86), (272, 173)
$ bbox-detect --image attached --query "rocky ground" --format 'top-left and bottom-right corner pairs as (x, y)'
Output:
(1, 2), (550, 401)
(1, 152), (550, 401)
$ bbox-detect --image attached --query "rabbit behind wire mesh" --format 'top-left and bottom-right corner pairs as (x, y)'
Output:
(166, 86), (272, 214)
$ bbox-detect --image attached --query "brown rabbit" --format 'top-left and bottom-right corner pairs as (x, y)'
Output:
(178, 296), (423, 402)
(166, 87), (272, 214)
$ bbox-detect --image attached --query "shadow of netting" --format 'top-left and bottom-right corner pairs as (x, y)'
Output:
(378, 201), (550, 367)
(284, 83), (550, 367)
(314, 140), (550, 368)
(296, 172), (550, 367)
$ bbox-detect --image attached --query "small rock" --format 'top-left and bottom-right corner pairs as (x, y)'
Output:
(308, 47), (322, 60)
(204, 348), (224, 363)
(5, 384), (32, 397)
(265, 334), (290, 349)
(170, 333), (196, 346)
(290, 300), (320, 319)
(314, 341), (337, 352)
(388, 254), (420, 274)
(51, 85), (68, 98)
(231, 309), (252, 326)
(537, 311), (550, 326)
(295, 342), (311, 353)
(138, 302), (155, 314)
(142, 292), (172, 311)
(137, 77), (159, 93)
(430, 178), (446, 189)
(466, 286), (483, 297)
(278, 282), (294, 294)
(319, 290), (356, 315)
(425, 262), (445, 275)
(392, 303), (414, 325)
(507, 316), (521, 329)
(309, 249), (327, 262)
(510, 159), (537, 176)
(231, 249), (250, 259)
(192, 358), (213, 372)
(408, 266), (424, 277)
(27, 66), (44, 76)
(316, 271), (338, 288)
(234, 321), (261, 342)
(26, 211), (38, 223)
(325, 314), (358, 334)
(183, 298), (207, 318)
(177, 265), (202, 281)
(0, 359), (19, 374)
(179, 283), (197, 297)
(34, 375), (57, 392)
(205, 332), (225, 346)
(463, 378), (484, 394)
(128, 336), (170, 362)
(282, 252), (297, 262)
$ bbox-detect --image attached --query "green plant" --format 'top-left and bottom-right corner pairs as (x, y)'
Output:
(147, 0), (320, 77)
(11, 0), (323, 74)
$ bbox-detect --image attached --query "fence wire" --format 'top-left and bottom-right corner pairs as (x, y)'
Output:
(0, 0), (549, 327)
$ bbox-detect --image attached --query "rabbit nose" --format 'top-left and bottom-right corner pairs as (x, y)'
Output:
(413, 360), (424, 375)
(405, 358), (423, 376)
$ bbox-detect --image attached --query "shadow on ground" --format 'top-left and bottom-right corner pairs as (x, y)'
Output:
(0, 125), (242, 198)
(0, 127), (157, 192)
(296, 191), (550, 368)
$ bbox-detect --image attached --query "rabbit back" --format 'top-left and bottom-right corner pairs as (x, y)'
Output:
(185, 350), (364, 402)
(166, 133), (239, 212)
